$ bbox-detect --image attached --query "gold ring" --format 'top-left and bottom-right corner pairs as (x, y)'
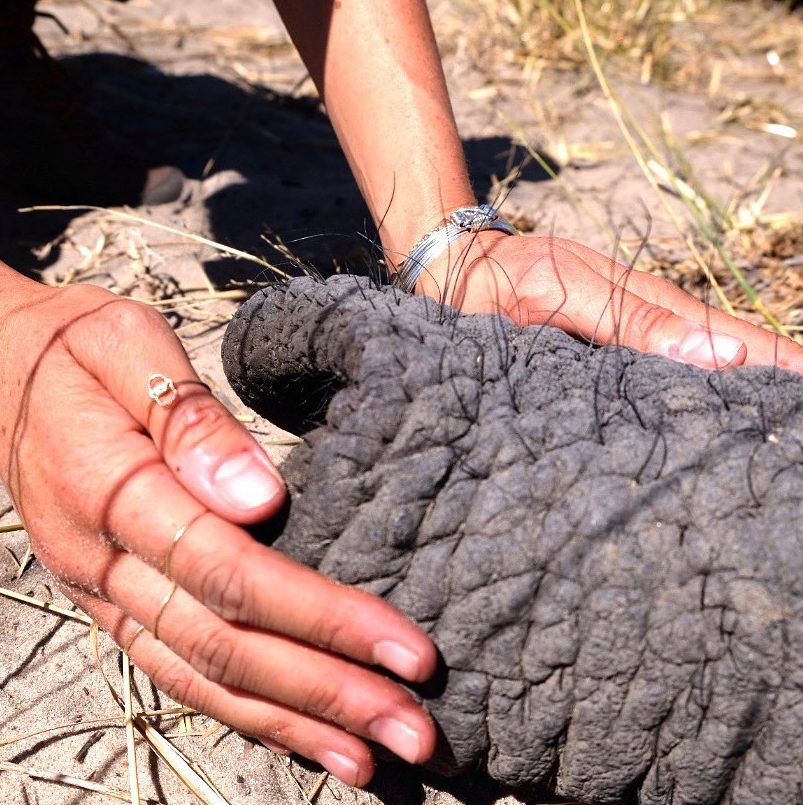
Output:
(164, 510), (207, 578)
(123, 624), (145, 655)
(153, 582), (178, 642)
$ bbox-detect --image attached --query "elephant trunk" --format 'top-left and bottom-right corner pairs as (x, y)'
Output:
(223, 276), (803, 805)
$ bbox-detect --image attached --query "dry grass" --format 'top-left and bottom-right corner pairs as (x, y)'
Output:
(436, 0), (803, 339)
(569, 0), (795, 335)
(646, 215), (803, 327)
(451, 0), (703, 84)
(35, 0), (801, 338)
(440, 0), (803, 90)
(21, 205), (291, 281)
(44, 0), (308, 96)
(4, 3), (802, 804)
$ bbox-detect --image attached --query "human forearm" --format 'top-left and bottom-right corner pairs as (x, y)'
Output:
(273, 0), (475, 265)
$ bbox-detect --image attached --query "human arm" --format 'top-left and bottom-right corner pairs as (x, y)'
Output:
(0, 263), (436, 787)
(275, 0), (803, 372)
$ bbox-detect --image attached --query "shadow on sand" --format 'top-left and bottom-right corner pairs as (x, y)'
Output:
(0, 52), (557, 285)
(0, 50), (565, 804)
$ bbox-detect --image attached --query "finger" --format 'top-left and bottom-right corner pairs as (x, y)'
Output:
(153, 383), (286, 524)
(65, 545), (434, 767)
(257, 738), (293, 756)
(96, 441), (437, 685)
(120, 556), (433, 765)
(464, 247), (747, 370)
(583, 281), (747, 370)
(553, 238), (803, 372)
(63, 295), (285, 523)
(63, 586), (379, 787)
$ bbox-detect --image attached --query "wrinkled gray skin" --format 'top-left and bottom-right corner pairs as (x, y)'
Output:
(222, 276), (803, 805)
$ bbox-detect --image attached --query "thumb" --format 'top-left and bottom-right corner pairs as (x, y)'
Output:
(156, 389), (287, 524)
(64, 294), (286, 523)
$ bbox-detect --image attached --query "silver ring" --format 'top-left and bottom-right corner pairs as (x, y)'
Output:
(148, 373), (178, 408)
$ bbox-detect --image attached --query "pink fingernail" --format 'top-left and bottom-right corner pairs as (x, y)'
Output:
(318, 750), (360, 786)
(368, 717), (421, 764)
(667, 328), (743, 367)
(373, 641), (420, 680)
(213, 451), (283, 510)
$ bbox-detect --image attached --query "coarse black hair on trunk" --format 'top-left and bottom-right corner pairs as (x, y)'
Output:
(222, 250), (803, 805)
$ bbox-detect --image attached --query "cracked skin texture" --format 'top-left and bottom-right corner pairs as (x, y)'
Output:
(222, 276), (803, 805)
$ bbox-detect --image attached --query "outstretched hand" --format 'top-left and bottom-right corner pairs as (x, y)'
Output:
(0, 269), (437, 787)
(416, 230), (803, 373)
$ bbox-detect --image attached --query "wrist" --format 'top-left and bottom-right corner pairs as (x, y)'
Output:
(414, 228), (509, 296)
(391, 205), (517, 295)
(380, 189), (478, 271)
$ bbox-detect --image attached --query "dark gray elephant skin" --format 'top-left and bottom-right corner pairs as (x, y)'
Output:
(222, 276), (803, 805)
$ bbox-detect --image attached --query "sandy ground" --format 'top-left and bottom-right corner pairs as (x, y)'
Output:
(1, 1), (801, 803)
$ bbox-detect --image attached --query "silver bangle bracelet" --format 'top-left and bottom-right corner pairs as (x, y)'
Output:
(392, 204), (518, 293)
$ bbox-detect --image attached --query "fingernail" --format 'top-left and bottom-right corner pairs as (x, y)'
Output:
(318, 750), (360, 786)
(373, 641), (420, 679)
(668, 328), (743, 367)
(213, 451), (282, 510)
(258, 738), (292, 756)
(368, 717), (421, 764)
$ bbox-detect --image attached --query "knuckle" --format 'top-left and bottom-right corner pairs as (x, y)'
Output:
(61, 282), (115, 310)
(254, 715), (294, 746)
(196, 556), (249, 622)
(302, 679), (346, 722)
(184, 622), (242, 687)
(645, 276), (681, 308)
(66, 293), (169, 354)
(165, 394), (231, 455)
(624, 301), (674, 345)
(108, 297), (167, 335)
(307, 608), (351, 653)
(155, 656), (209, 710)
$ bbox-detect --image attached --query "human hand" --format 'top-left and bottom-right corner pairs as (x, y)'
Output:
(416, 230), (803, 372)
(0, 268), (437, 787)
